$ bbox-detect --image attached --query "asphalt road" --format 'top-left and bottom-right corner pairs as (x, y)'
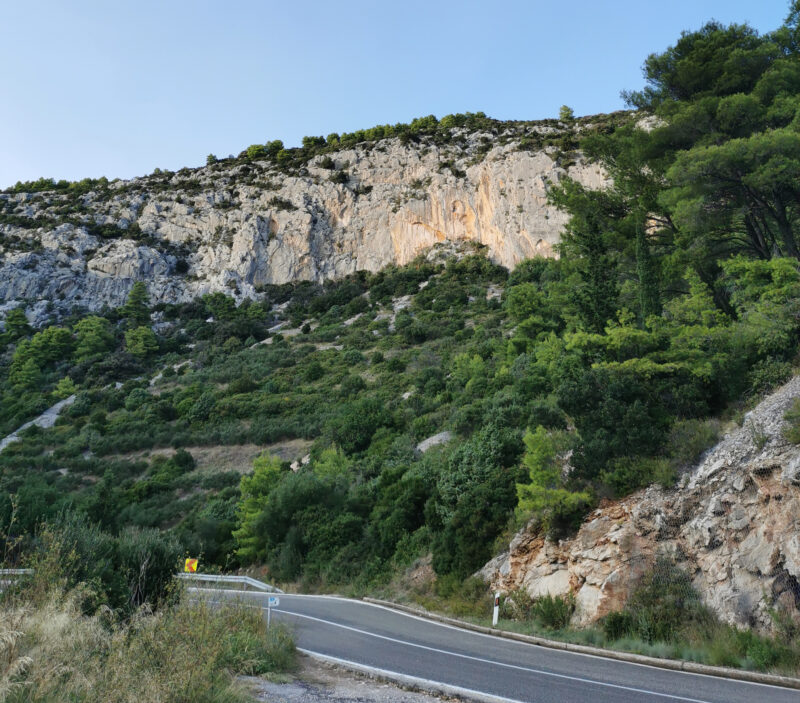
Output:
(198, 590), (797, 703)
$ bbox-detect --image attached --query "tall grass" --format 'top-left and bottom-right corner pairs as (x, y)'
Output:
(0, 515), (297, 703)
(0, 587), (296, 703)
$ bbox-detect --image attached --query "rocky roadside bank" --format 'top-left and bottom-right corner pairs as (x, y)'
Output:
(482, 376), (800, 635)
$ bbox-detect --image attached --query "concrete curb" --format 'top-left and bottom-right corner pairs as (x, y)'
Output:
(363, 597), (800, 691)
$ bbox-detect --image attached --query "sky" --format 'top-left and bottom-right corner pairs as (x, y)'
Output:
(0, 0), (790, 188)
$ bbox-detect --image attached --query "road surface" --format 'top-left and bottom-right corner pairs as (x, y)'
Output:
(197, 590), (797, 703)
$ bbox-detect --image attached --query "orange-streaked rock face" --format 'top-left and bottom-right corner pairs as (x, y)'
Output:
(0, 126), (611, 318)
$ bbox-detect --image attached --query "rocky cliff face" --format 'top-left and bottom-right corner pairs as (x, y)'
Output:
(481, 376), (800, 635)
(0, 121), (610, 321)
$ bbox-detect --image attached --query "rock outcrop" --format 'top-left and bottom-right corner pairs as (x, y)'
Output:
(481, 376), (800, 634)
(0, 121), (611, 321)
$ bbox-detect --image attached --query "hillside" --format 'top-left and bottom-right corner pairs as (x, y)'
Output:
(3, 5), (800, 680)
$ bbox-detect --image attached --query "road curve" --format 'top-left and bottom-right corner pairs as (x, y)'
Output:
(197, 590), (797, 703)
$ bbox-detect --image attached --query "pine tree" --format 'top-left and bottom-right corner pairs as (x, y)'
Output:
(4, 308), (31, 339)
(122, 282), (150, 327)
(12, 357), (41, 391)
(232, 454), (283, 563)
(124, 326), (158, 358)
(74, 316), (114, 362)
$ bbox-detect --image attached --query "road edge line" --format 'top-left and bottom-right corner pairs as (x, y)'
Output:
(362, 597), (800, 691)
(296, 647), (526, 703)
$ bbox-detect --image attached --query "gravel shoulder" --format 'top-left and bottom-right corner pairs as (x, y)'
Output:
(245, 654), (452, 703)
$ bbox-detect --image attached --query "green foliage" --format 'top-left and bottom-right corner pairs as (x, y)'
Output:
(74, 316), (114, 362)
(124, 326), (158, 358)
(419, 575), (493, 618)
(324, 398), (392, 454)
(600, 456), (676, 496)
(267, 196), (297, 211)
(531, 593), (575, 629)
(10, 357), (42, 391)
(232, 453), (284, 562)
(3, 176), (109, 195)
(53, 376), (78, 399)
(122, 282), (150, 327)
(246, 143), (268, 159)
(431, 424), (522, 577)
(4, 308), (31, 339)
(783, 398), (800, 444)
(602, 557), (709, 644)
(312, 446), (351, 477)
(623, 20), (777, 109)
(516, 426), (592, 537)
(30, 513), (181, 613)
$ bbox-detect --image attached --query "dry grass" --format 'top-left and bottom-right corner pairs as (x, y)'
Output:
(107, 439), (313, 475)
(0, 586), (296, 703)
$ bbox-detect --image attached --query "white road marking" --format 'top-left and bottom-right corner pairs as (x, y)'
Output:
(277, 608), (714, 703)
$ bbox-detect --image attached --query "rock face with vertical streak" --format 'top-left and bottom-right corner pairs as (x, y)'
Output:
(0, 119), (613, 321)
(481, 376), (800, 635)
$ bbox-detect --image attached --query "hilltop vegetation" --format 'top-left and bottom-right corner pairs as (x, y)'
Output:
(2, 109), (619, 198)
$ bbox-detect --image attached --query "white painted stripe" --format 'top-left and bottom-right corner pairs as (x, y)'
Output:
(278, 608), (713, 703)
(297, 647), (526, 703)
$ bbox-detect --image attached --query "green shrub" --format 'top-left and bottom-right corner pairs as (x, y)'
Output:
(607, 556), (709, 645)
(429, 575), (493, 618)
(28, 513), (182, 613)
(600, 456), (676, 496)
(783, 398), (800, 444)
(603, 610), (636, 640)
(531, 593), (575, 630)
(748, 357), (792, 397)
(667, 419), (721, 467)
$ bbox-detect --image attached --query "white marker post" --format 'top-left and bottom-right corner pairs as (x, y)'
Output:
(267, 595), (280, 628)
(492, 592), (500, 627)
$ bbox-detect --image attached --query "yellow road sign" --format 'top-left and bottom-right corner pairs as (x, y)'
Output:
(184, 558), (198, 573)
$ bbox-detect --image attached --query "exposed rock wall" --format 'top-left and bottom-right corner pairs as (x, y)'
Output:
(481, 376), (800, 634)
(0, 127), (608, 320)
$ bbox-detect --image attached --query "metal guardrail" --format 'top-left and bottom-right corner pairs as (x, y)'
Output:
(0, 568), (34, 589)
(177, 573), (283, 594)
(0, 568), (282, 594)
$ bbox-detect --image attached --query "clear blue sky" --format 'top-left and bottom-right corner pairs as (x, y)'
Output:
(0, 0), (789, 188)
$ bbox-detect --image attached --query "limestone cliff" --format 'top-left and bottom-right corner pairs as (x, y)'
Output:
(0, 118), (613, 321)
(481, 376), (800, 635)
